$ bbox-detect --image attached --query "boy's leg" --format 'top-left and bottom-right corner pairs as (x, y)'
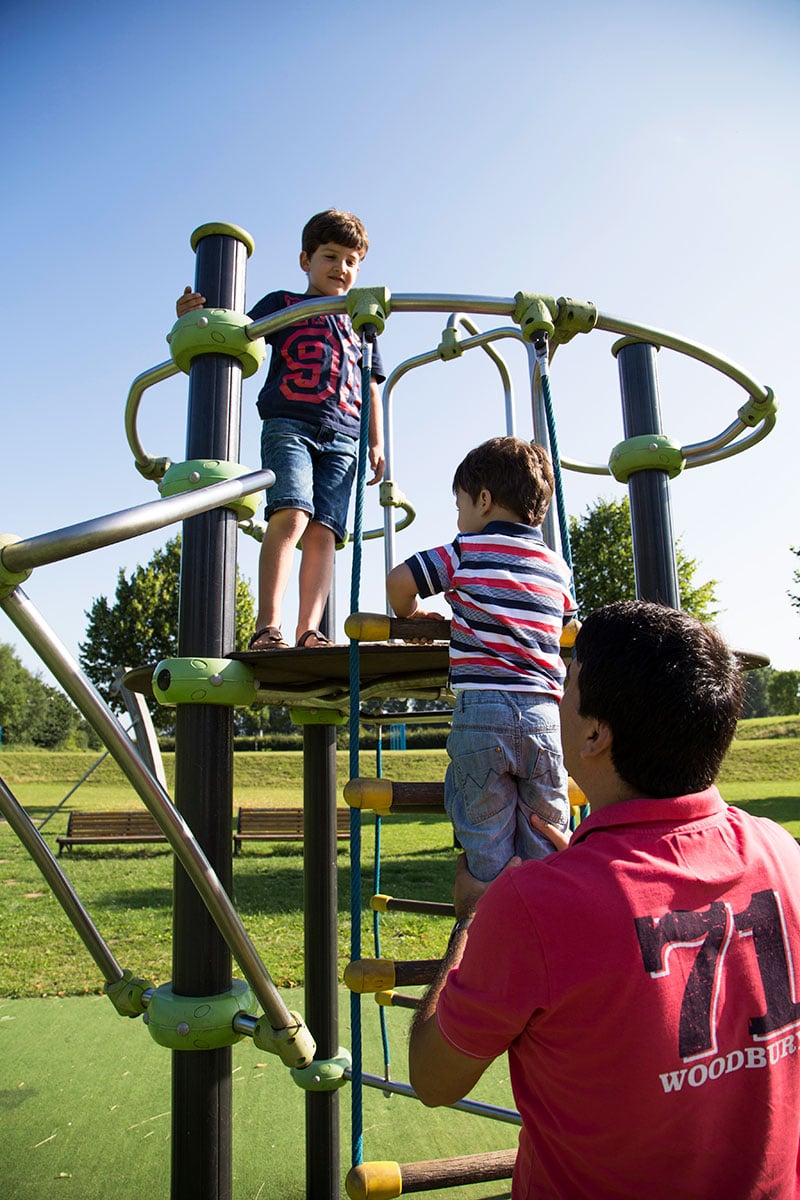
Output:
(514, 697), (571, 860)
(254, 507), (310, 641)
(443, 694), (518, 882)
(295, 520), (336, 645)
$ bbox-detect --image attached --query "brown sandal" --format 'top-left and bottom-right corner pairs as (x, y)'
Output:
(248, 626), (289, 650)
(296, 629), (332, 647)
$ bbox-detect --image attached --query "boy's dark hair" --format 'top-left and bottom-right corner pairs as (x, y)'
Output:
(575, 601), (745, 798)
(452, 437), (554, 526)
(301, 210), (369, 258)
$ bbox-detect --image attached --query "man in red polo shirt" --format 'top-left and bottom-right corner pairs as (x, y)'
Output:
(410, 601), (800, 1199)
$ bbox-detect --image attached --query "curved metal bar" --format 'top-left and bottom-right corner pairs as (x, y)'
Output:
(240, 291), (775, 483)
(124, 359), (181, 481)
(447, 314), (519, 435)
(0, 587), (298, 1033)
(2, 469), (275, 574)
(0, 774), (125, 984)
(596, 310), (771, 401)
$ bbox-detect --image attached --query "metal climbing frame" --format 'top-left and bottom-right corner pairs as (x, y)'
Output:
(0, 235), (777, 1200)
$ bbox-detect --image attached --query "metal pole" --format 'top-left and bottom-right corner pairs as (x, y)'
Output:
(614, 341), (681, 607)
(303, 718), (341, 1199)
(171, 225), (250, 1200)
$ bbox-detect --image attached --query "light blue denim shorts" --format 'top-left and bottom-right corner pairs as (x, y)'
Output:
(444, 689), (570, 882)
(261, 417), (357, 542)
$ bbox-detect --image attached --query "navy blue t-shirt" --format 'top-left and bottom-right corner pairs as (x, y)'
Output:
(248, 290), (385, 439)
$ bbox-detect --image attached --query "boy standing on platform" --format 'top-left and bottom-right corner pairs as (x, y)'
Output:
(177, 209), (386, 650)
(386, 436), (576, 880)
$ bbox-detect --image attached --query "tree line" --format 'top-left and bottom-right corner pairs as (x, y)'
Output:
(1, 503), (798, 749)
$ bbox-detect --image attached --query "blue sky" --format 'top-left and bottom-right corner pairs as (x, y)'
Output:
(2, 0), (799, 693)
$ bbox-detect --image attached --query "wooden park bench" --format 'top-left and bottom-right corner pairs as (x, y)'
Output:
(57, 810), (167, 855)
(233, 806), (351, 854)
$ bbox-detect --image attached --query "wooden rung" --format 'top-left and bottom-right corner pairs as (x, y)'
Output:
(345, 612), (451, 643)
(346, 1149), (517, 1199)
(371, 894), (454, 917)
(375, 990), (420, 1010)
(344, 957), (441, 993)
(344, 779), (444, 814)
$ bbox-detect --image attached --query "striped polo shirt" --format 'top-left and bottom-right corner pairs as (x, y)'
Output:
(405, 521), (576, 695)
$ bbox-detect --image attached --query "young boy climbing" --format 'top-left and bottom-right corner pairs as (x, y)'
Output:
(177, 209), (385, 649)
(386, 436), (576, 880)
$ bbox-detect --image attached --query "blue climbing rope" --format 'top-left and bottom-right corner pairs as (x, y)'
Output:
(534, 335), (573, 575)
(347, 331), (376, 1166)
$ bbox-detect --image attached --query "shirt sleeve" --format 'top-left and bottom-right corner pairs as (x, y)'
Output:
(436, 869), (549, 1061)
(405, 542), (459, 599)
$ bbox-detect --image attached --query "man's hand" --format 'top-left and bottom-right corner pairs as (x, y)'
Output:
(453, 852), (522, 920)
(531, 812), (572, 853)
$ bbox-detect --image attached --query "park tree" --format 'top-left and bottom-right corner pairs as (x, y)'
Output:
(568, 497), (719, 621)
(768, 669), (800, 717)
(741, 666), (773, 719)
(790, 546), (800, 619)
(80, 535), (256, 732)
(0, 642), (81, 748)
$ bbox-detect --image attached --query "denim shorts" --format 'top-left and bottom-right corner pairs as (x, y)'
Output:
(261, 417), (357, 542)
(444, 690), (570, 882)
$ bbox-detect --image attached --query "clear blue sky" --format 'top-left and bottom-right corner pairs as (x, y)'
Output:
(2, 0), (799, 694)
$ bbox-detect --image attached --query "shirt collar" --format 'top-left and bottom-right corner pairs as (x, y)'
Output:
(571, 786), (727, 845)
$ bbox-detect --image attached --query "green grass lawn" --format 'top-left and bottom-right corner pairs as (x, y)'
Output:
(1, 733), (799, 998)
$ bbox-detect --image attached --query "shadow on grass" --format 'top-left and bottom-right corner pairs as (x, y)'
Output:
(732, 796), (800, 822)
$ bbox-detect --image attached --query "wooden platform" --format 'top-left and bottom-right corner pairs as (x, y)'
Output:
(124, 641), (452, 712)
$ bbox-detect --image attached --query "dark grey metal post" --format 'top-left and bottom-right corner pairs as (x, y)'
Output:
(614, 340), (681, 608)
(172, 225), (250, 1200)
(303, 715), (341, 1199)
(299, 595), (342, 1198)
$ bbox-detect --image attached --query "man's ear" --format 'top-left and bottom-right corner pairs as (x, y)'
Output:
(299, 250), (310, 273)
(582, 719), (612, 761)
(479, 488), (492, 514)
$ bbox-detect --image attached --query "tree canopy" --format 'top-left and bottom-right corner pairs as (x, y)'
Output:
(0, 643), (82, 748)
(568, 497), (719, 621)
(80, 536), (256, 732)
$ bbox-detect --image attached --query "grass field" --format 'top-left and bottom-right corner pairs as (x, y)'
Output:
(1, 727), (799, 998)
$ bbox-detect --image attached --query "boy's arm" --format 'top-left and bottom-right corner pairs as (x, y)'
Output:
(367, 380), (385, 485)
(386, 563), (442, 623)
(176, 285), (206, 318)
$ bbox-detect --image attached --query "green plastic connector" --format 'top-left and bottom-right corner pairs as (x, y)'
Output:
(290, 707), (348, 726)
(158, 459), (264, 521)
(144, 979), (257, 1051)
(152, 658), (258, 707)
(378, 479), (416, 532)
(190, 222), (255, 256)
(252, 1009), (317, 1069)
(291, 1046), (352, 1092)
(513, 292), (559, 341)
(167, 309), (266, 378)
(437, 326), (463, 360)
(104, 968), (153, 1018)
(608, 434), (685, 484)
(346, 286), (391, 335)
(551, 296), (598, 346)
(0, 534), (31, 599)
(738, 386), (777, 428)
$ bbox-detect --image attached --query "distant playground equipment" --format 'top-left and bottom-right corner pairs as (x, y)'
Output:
(0, 221), (776, 1200)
